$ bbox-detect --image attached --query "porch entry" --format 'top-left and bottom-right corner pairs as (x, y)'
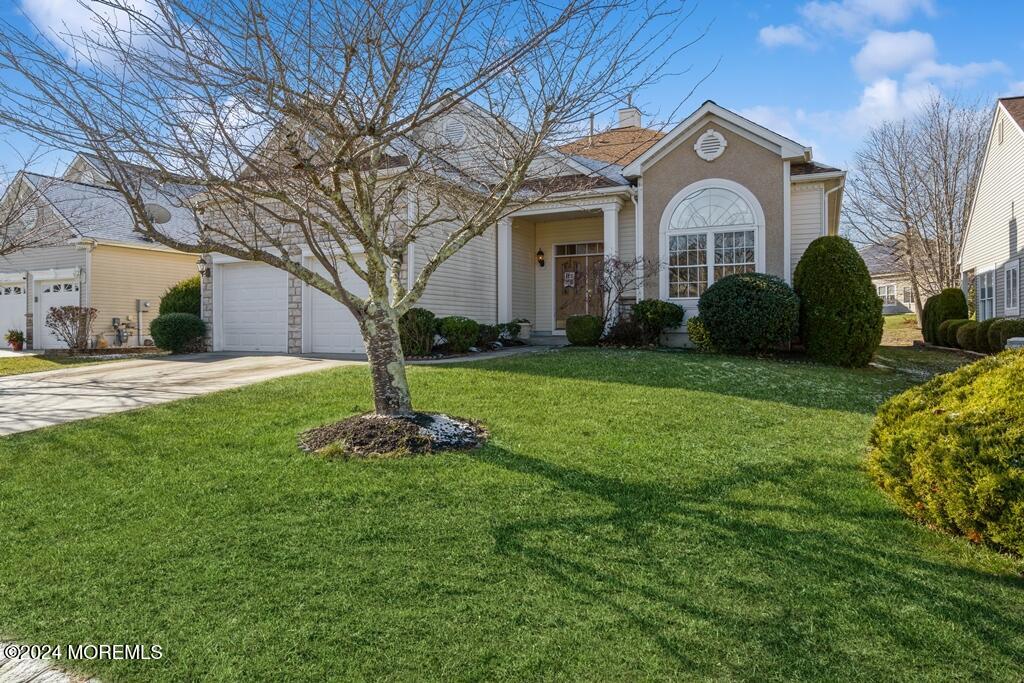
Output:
(554, 241), (603, 330)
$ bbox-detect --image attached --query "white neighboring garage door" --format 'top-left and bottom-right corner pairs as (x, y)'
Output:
(307, 257), (367, 354)
(36, 280), (81, 349)
(0, 282), (26, 338)
(218, 262), (288, 352)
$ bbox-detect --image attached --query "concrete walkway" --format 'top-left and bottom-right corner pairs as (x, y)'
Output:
(0, 353), (359, 436)
(0, 643), (99, 682)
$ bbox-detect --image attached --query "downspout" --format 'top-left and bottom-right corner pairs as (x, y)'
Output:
(629, 183), (641, 300)
(823, 177), (846, 235)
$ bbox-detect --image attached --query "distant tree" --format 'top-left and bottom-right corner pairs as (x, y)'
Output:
(844, 94), (987, 323)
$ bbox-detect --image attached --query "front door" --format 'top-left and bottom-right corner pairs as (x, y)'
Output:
(555, 242), (603, 330)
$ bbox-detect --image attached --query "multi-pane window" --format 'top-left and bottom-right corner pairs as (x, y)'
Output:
(0, 285), (23, 296)
(666, 187), (758, 299)
(668, 234), (707, 298)
(876, 284), (896, 304)
(977, 270), (995, 321)
(1005, 260), (1020, 315)
(902, 287), (913, 304)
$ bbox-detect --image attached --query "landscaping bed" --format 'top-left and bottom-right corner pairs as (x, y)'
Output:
(0, 349), (1021, 681)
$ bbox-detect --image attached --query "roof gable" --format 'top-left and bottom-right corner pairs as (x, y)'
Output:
(622, 101), (810, 177)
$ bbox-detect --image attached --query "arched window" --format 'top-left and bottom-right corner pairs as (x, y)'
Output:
(662, 183), (763, 299)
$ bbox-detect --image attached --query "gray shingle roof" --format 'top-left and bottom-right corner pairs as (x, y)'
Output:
(22, 172), (201, 248)
(859, 243), (906, 275)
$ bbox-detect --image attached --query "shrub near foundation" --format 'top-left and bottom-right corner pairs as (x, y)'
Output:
(867, 350), (1024, 554)
(698, 273), (799, 355)
(923, 288), (969, 345)
(955, 321), (980, 352)
(942, 319), (971, 348)
(565, 315), (603, 346)
(992, 319), (1024, 351)
(436, 316), (479, 353)
(975, 318), (1001, 354)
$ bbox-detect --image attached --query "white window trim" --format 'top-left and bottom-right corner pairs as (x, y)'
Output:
(658, 178), (766, 302)
(1004, 259), (1020, 316)
(977, 266), (996, 321)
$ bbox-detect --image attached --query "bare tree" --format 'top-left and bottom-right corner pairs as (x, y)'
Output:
(0, 159), (70, 255)
(844, 94), (987, 321)
(592, 256), (657, 327)
(0, 0), (697, 416)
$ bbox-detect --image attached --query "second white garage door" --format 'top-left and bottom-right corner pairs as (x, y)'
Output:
(0, 282), (26, 339)
(307, 257), (368, 354)
(219, 262), (288, 352)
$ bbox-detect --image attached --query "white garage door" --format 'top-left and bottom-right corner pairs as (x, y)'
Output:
(0, 282), (26, 339)
(219, 262), (288, 352)
(36, 280), (81, 349)
(308, 257), (367, 354)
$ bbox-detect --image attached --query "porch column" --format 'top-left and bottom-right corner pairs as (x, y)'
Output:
(602, 202), (620, 324)
(497, 217), (512, 323)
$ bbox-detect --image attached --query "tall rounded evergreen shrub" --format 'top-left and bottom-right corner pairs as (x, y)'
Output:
(159, 275), (201, 316)
(792, 236), (882, 367)
(151, 313), (205, 353)
(697, 273), (799, 354)
(867, 350), (1024, 554)
(922, 288), (968, 344)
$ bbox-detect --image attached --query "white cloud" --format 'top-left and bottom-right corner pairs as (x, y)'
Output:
(800, 0), (935, 37)
(844, 77), (937, 130)
(20, 0), (159, 60)
(907, 60), (1007, 87)
(758, 24), (810, 49)
(852, 30), (935, 81)
(1007, 82), (1024, 97)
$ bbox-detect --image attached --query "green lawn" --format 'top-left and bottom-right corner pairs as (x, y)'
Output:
(1, 348), (1021, 681)
(882, 313), (922, 346)
(0, 354), (122, 377)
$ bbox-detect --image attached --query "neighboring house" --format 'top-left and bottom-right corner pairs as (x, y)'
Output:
(961, 96), (1024, 321)
(199, 100), (846, 352)
(0, 154), (200, 349)
(859, 243), (918, 315)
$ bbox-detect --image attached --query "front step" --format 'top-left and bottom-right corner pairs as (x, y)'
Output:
(528, 334), (568, 347)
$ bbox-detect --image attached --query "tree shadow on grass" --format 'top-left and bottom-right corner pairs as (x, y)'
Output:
(469, 445), (1024, 679)
(428, 348), (914, 416)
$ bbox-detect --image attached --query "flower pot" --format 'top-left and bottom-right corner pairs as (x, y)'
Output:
(518, 322), (532, 341)
(8, 342), (23, 352)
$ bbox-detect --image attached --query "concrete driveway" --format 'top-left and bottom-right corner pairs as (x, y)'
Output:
(0, 353), (361, 436)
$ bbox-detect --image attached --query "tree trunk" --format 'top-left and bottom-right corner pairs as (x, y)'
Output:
(362, 306), (414, 416)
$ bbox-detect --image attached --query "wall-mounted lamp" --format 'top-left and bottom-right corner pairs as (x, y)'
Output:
(536, 249), (545, 268)
(196, 256), (210, 278)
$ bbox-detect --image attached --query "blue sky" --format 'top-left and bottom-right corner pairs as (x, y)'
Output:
(1, 0), (1022, 175)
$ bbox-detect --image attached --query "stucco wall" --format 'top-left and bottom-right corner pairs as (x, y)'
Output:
(641, 117), (785, 294)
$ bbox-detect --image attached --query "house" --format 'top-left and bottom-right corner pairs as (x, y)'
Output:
(960, 96), (1024, 320)
(859, 243), (918, 315)
(199, 100), (846, 352)
(0, 154), (200, 349)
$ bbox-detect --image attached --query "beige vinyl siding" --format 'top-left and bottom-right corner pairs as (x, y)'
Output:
(790, 183), (824, 277)
(533, 216), (603, 332)
(89, 244), (198, 343)
(511, 219), (535, 321)
(415, 224), (498, 323)
(617, 201), (637, 263)
(0, 244), (85, 273)
(962, 106), (1024, 318)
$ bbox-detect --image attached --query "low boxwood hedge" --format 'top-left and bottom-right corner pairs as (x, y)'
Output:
(955, 321), (980, 352)
(942, 319), (971, 348)
(150, 313), (205, 353)
(565, 315), (603, 346)
(437, 316), (479, 353)
(975, 318), (1002, 354)
(399, 308), (436, 356)
(991, 319), (1024, 351)
(922, 288), (968, 344)
(632, 299), (684, 345)
(867, 350), (1024, 555)
(698, 273), (799, 355)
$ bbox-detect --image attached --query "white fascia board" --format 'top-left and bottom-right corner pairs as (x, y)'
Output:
(791, 171), (846, 183)
(622, 101), (810, 177)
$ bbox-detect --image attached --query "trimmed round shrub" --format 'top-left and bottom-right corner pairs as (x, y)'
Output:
(867, 350), (1024, 555)
(686, 315), (715, 352)
(565, 314), (603, 346)
(698, 272), (799, 355)
(942, 319), (971, 348)
(498, 321), (522, 342)
(399, 307), (436, 356)
(994, 319), (1024, 351)
(975, 317), (1002, 354)
(476, 323), (499, 348)
(436, 316), (479, 353)
(159, 275), (201, 316)
(955, 320), (980, 352)
(632, 299), (684, 345)
(150, 313), (205, 353)
(922, 288), (968, 345)
(602, 318), (644, 347)
(792, 236), (882, 367)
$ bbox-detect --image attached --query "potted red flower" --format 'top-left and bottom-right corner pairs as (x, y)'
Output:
(4, 329), (25, 351)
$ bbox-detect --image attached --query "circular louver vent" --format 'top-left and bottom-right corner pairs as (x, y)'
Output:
(694, 129), (727, 161)
(442, 118), (467, 145)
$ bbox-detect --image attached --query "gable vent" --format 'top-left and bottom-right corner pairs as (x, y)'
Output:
(442, 118), (467, 145)
(694, 129), (727, 162)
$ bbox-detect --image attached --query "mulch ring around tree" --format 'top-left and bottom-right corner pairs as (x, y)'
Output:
(298, 412), (488, 459)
